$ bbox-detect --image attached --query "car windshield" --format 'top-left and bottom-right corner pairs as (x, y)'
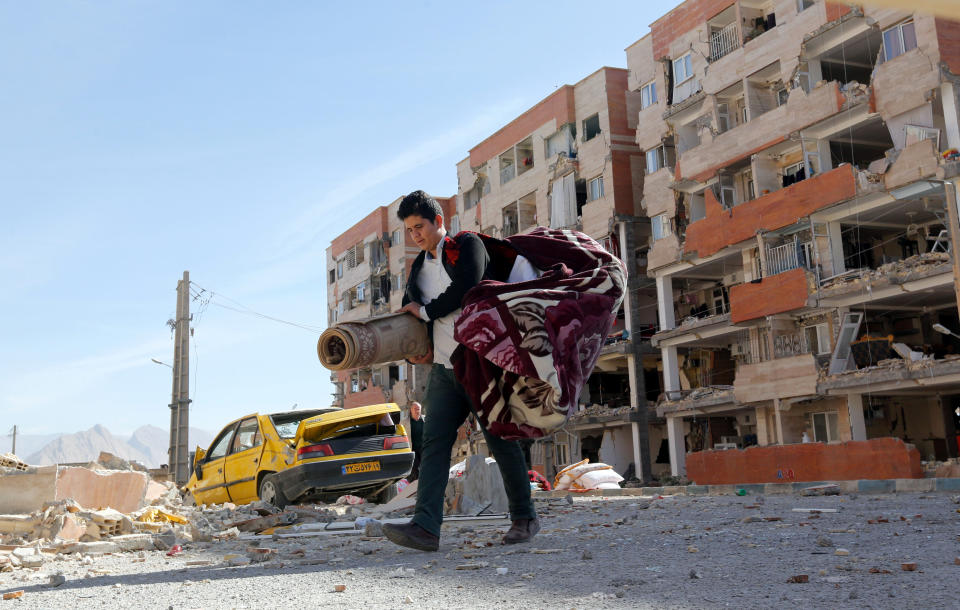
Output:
(269, 408), (340, 438)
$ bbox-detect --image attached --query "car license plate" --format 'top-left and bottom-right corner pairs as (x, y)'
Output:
(342, 461), (380, 475)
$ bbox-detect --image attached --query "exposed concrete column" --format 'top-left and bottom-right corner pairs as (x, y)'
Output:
(666, 415), (686, 477)
(941, 82), (960, 150)
(655, 274), (676, 331)
(755, 406), (771, 446)
(773, 399), (785, 446)
(847, 394), (867, 441)
(826, 221), (845, 277)
(631, 422), (643, 479)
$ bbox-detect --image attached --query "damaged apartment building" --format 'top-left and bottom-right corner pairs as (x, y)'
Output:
(325, 196), (457, 410)
(450, 67), (668, 483)
(629, 0), (960, 476)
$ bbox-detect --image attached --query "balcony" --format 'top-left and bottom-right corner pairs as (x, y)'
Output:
(709, 22), (740, 62)
(684, 164), (858, 260)
(729, 268), (812, 324)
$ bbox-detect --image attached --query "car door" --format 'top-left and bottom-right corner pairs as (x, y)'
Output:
(192, 423), (237, 505)
(224, 417), (265, 504)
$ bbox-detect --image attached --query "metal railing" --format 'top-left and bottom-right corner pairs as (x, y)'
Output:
(709, 22), (740, 62)
(766, 239), (812, 276)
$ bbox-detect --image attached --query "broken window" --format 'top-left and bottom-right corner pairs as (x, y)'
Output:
(499, 148), (516, 185)
(328, 269), (335, 284)
(464, 178), (485, 210)
(804, 323), (832, 355)
(587, 176), (604, 201)
(714, 173), (736, 208)
(881, 21), (917, 63)
(904, 125), (940, 149)
(652, 213), (672, 241)
(583, 114), (601, 141)
(546, 125), (575, 158)
(369, 240), (386, 269)
(516, 137), (534, 175)
(646, 146), (666, 174)
(641, 81), (658, 109)
(689, 192), (706, 222)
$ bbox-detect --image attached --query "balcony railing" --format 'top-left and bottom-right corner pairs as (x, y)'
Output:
(709, 22), (740, 62)
(766, 239), (812, 277)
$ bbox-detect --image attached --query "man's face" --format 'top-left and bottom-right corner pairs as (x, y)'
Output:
(410, 402), (422, 420)
(403, 214), (444, 254)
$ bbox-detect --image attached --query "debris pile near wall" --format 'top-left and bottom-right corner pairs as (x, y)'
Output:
(820, 252), (950, 295)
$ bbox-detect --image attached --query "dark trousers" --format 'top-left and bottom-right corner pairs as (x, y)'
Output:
(412, 364), (536, 536)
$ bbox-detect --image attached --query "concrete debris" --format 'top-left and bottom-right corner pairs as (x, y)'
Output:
(570, 403), (636, 420)
(0, 453), (29, 471)
(820, 252), (950, 296)
(802, 484), (841, 497)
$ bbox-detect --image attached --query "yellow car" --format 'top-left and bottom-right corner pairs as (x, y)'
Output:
(184, 403), (413, 508)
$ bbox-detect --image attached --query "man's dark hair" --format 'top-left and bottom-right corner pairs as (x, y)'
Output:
(397, 190), (443, 223)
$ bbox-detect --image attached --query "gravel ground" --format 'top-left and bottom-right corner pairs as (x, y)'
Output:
(1, 492), (958, 609)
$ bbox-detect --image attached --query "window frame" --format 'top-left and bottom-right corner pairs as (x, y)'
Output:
(640, 80), (658, 110)
(882, 20), (917, 62)
(673, 53), (693, 84)
(583, 113), (601, 142)
(651, 213), (672, 241)
(811, 411), (839, 442)
(646, 145), (666, 174)
(587, 176), (604, 201)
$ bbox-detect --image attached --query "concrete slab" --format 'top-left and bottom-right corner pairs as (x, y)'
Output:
(55, 467), (149, 513)
(0, 466), (57, 514)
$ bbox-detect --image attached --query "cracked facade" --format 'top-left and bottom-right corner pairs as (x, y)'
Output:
(325, 0), (960, 483)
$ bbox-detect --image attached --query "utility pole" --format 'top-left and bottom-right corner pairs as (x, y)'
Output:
(9, 426), (16, 455)
(167, 271), (191, 486)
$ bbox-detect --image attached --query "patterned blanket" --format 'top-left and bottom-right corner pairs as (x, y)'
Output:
(451, 227), (626, 440)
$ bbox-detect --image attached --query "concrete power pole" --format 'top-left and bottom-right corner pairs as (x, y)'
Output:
(9, 425), (16, 455)
(168, 271), (191, 486)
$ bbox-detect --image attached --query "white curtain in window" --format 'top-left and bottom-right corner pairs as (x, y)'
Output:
(550, 173), (577, 228)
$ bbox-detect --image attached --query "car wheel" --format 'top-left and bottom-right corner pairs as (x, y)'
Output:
(258, 474), (289, 509)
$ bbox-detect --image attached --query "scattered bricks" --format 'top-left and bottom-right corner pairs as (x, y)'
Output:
(869, 567), (892, 574)
(954, 557), (960, 566)
(740, 516), (761, 523)
(901, 562), (918, 572)
(2, 591), (24, 600)
(763, 517), (782, 522)
(334, 585), (346, 593)
(786, 575), (809, 583)
(227, 511), (297, 533)
(247, 547), (278, 563)
(835, 549), (850, 556)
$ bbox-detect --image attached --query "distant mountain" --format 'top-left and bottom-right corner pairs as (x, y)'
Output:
(24, 425), (214, 468)
(2, 432), (60, 461)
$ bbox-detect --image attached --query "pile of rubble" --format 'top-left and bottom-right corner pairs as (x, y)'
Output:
(571, 403), (635, 419)
(820, 252), (950, 294)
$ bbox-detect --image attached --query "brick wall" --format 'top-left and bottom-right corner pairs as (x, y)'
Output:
(610, 150), (641, 217)
(468, 86), (575, 169)
(729, 268), (810, 324)
(331, 207), (389, 258)
(936, 16), (960, 76)
(650, 0), (735, 60)
(825, 2), (855, 23)
(603, 68), (633, 137)
(684, 164), (857, 259)
(686, 437), (923, 484)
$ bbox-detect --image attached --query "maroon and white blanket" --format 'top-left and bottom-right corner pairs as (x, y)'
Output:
(451, 227), (626, 440)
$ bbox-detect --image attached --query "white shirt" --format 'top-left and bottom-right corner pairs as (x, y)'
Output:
(416, 237), (459, 369)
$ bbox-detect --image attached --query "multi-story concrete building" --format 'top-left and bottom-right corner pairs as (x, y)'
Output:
(628, 0), (960, 476)
(325, 195), (456, 409)
(452, 67), (669, 482)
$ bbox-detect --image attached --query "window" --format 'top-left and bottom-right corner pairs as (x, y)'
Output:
(882, 21), (917, 62)
(328, 269), (335, 284)
(797, 0), (814, 11)
(811, 411), (839, 442)
(583, 114), (601, 141)
(646, 146), (666, 174)
(449, 215), (461, 235)
(337, 260), (343, 278)
(350, 374), (359, 393)
(392, 270), (404, 292)
(652, 214), (672, 241)
(206, 425), (237, 461)
(230, 418), (262, 454)
(804, 323), (831, 355)
(782, 161), (806, 187)
(641, 81), (658, 109)
(392, 229), (402, 247)
(337, 299), (345, 315)
(673, 53), (693, 84)
(904, 124), (940, 148)
(587, 176), (604, 201)
(355, 282), (365, 303)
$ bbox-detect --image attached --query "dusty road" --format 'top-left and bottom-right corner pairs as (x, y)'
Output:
(1, 492), (958, 609)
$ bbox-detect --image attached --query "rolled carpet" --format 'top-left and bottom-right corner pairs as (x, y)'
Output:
(317, 312), (429, 371)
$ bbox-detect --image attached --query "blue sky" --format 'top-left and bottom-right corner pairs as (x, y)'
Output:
(0, 1), (679, 441)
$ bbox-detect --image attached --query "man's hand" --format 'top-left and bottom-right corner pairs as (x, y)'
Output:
(397, 301), (423, 318)
(408, 345), (434, 365)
